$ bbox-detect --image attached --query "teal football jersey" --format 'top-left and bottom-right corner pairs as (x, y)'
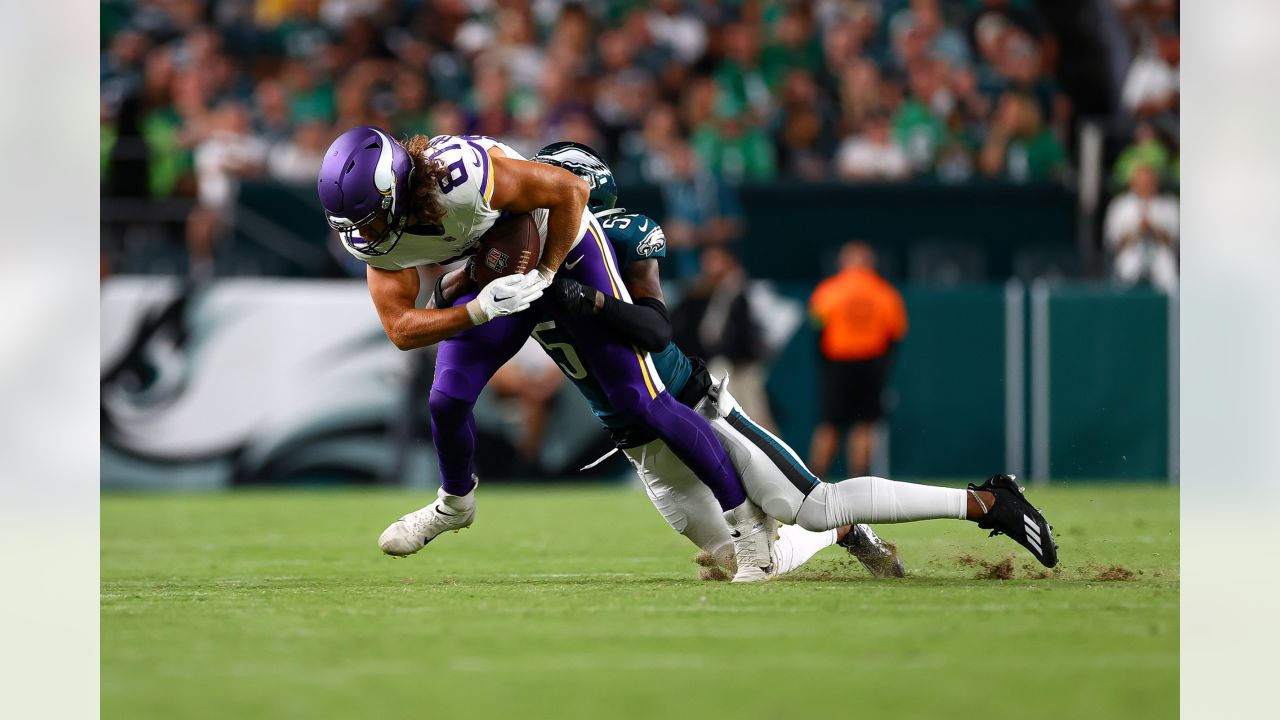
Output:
(598, 209), (667, 265)
(531, 210), (693, 433)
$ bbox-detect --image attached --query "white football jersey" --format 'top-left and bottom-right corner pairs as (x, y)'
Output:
(344, 135), (555, 271)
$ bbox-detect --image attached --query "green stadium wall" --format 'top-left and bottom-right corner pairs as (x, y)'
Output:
(766, 282), (1176, 483)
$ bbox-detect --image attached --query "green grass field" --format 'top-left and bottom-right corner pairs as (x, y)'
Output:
(102, 483), (1178, 720)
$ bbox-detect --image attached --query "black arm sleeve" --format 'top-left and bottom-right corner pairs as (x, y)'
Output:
(598, 296), (673, 353)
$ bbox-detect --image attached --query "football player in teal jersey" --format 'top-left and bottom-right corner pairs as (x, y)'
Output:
(435, 143), (1059, 577)
(531, 143), (904, 578)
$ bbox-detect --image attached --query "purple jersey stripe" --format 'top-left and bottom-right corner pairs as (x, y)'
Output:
(464, 139), (492, 203)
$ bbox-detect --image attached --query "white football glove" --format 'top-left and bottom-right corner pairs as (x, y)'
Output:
(466, 274), (544, 325)
(518, 265), (555, 294)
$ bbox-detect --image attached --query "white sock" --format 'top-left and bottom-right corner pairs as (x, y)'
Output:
(774, 525), (839, 575)
(796, 476), (968, 531)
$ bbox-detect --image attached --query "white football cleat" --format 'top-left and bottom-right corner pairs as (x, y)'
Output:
(378, 485), (476, 556)
(723, 500), (776, 583)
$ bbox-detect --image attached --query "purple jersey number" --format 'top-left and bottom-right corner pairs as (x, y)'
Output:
(438, 157), (468, 194)
(427, 143), (469, 194)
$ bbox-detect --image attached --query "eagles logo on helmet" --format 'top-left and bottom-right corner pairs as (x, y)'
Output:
(532, 141), (618, 213)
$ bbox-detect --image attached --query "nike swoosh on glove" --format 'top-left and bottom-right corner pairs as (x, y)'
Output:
(466, 274), (545, 324)
(550, 276), (596, 315)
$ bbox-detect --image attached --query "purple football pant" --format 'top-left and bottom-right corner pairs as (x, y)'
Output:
(428, 216), (746, 510)
(547, 218), (746, 510)
(429, 306), (538, 496)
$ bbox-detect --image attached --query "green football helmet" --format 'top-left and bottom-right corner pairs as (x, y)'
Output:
(532, 141), (618, 213)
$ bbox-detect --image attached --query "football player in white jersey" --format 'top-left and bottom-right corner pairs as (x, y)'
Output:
(429, 143), (1060, 576)
(317, 127), (777, 581)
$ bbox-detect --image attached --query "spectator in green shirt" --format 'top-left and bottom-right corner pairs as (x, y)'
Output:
(760, 10), (825, 90)
(692, 111), (777, 184)
(892, 59), (950, 173)
(978, 91), (1067, 183)
(713, 23), (771, 119)
(1111, 122), (1173, 189)
(141, 106), (194, 197)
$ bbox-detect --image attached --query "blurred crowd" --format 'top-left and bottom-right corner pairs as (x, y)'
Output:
(100, 0), (1077, 200)
(1105, 0), (1179, 291)
(101, 0), (1177, 287)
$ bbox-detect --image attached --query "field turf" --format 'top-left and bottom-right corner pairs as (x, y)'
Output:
(102, 483), (1178, 719)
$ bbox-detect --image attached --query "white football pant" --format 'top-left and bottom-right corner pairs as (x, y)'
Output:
(622, 438), (837, 575)
(698, 377), (969, 531)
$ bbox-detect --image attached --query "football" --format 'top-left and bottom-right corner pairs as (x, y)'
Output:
(472, 212), (539, 287)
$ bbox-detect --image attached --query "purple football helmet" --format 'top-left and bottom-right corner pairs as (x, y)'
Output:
(317, 126), (414, 256)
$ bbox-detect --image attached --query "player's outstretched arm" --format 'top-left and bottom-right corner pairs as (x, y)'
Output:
(488, 155), (589, 277)
(367, 265), (542, 350)
(368, 266), (474, 350)
(549, 259), (673, 353)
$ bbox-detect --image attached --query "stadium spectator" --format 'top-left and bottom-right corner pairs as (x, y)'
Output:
(777, 106), (831, 181)
(837, 59), (891, 137)
(760, 7), (825, 91)
(964, 0), (1053, 59)
(1121, 19), (1180, 121)
(893, 58), (950, 172)
(808, 242), (908, 479)
(189, 101), (268, 278)
(693, 110), (778, 184)
(715, 21), (772, 111)
(1103, 163), (1179, 293)
(646, 0), (708, 65)
(467, 59), (514, 138)
(390, 69), (433, 137)
(1111, 121), (1175, 189)
(978, 91), (1068, 183)
(671, 246), (775, 430)
(659, 142), (742, 278)
(620, 102), (682, 184)
(253, 78), (295, 143)
(486, 340), (566, 466)
(193, 102), (267, 211)
(890, 0), (972, 70)
(773, 70), (835, 180)
(835, 112), (911, 181)
(266, 121), (329, 184)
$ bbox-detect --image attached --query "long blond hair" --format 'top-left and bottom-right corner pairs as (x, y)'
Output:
(401, 135), (452, 225)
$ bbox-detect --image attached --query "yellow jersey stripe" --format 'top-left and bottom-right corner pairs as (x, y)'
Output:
(481, 149), (494, 205)
(588, 223), (658, 399)
(588, 226), (621, 299)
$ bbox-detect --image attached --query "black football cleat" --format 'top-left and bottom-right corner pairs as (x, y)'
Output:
(970, 474), (1058, 568)
(838, 524), (907, 578)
